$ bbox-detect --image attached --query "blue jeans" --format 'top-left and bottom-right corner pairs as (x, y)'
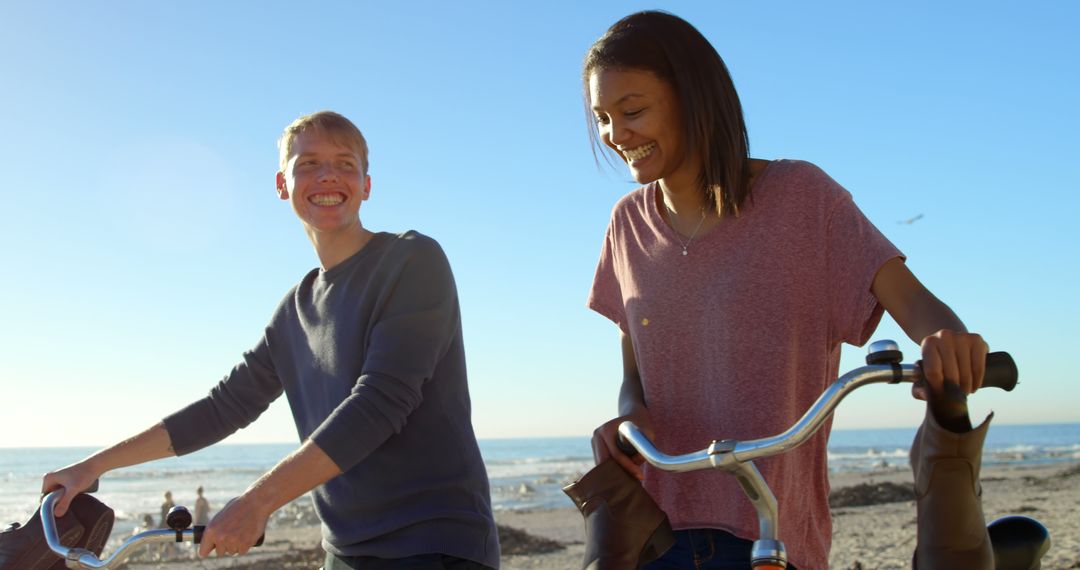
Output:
(324, 552), (493, 570)
(643, 529), (799, 570)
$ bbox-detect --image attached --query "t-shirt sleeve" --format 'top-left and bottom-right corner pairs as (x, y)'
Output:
(163, 333), (283, 455)
(820, 169), (905, 347)
(310, 237), (460, 472)
(587, 222), (629, 334)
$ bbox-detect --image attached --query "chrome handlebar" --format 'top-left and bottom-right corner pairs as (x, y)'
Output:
(615, 340), (1017, 569)
(617, 361), (924, 471)
(39, 490), (239, 569)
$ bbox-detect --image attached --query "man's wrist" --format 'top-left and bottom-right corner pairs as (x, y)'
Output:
(241, 479), (285, 520)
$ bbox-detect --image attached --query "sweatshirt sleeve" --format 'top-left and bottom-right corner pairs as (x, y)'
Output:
(162, 333), (284, 455)
(310, 236), (460, 472)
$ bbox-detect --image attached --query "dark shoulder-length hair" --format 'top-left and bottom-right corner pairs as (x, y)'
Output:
(583, 10), (751, 216)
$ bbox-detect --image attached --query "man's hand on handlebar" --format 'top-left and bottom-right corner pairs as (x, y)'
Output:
(41, 460), (102, 518)
(198, 494), (269, 558)
(592, 409), (652, 481)
(915, 329), (989, 400)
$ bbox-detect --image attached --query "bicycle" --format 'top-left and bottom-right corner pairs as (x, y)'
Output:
(34, 483), (264, 569)
(617, 339), (1051, 570)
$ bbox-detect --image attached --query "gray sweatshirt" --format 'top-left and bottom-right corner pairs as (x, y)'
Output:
(162, 231), (499, 567)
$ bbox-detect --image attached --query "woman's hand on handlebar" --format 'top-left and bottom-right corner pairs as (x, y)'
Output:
(592, 409), (652, 481)
(198, 494), (269, 558)
(41, 460), (102, 517)
(915, 329), (989, 399)
(871, 259), (990, 399)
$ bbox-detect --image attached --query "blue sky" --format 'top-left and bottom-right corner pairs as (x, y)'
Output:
(1, 1), (1077, 447)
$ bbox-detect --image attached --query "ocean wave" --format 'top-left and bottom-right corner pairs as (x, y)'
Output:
(108, 467), (266, 479)
(991, 443), (1039, 453)
(827, 448), (908, 460)
(486, 459), (593, 480)
(483, 454), (592, 466)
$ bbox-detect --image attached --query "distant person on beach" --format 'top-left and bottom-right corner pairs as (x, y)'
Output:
(581, 11), (996, 570)
(194, 486), (210, 526)
(158, 490), (173, 528)
(41, 111), (499, 569)
(158, 490), (179, 559)
(136, 512), (167, 559)
(135, 514), (154, 536)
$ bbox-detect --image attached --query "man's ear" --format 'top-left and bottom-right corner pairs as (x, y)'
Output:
(361, 175), (372, 200)
(276, 172), (289, 200)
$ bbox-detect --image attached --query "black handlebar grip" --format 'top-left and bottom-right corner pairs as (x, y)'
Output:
(86, 479), (99, 493)
(982, 352), (1018, 392)
(192, 526), (265, 547)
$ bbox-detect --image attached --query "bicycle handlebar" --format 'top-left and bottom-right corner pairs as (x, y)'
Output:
(40, 490), (263, 569)
(619, 349), (1017, 471)
(982, 351), (1018, 391)
(615, 344), (1016, 569)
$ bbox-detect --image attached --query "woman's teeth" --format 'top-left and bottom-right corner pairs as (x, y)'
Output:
(623, 142), (656, 162)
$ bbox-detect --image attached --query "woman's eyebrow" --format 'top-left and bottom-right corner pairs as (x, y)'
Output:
(593, 93), (645, 111)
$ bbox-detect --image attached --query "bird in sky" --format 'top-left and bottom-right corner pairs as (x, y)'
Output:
(898, 213), (924, 225)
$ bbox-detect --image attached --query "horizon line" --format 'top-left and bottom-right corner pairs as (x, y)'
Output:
(3, 419), (1078, 450)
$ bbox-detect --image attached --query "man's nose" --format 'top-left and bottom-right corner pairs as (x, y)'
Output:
(317, 163), (340, 181)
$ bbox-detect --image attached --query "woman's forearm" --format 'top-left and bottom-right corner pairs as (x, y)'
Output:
(872, 258), (968, 343)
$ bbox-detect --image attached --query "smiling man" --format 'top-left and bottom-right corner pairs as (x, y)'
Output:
(43, 111), (500, 570)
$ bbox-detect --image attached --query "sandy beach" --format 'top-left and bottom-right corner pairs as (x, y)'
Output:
(117, 461), (1078, 570)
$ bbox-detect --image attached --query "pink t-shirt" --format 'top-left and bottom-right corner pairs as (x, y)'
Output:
(588, 160), (902, 570)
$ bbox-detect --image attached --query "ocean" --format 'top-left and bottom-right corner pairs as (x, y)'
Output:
(2, 424), (1078, 541)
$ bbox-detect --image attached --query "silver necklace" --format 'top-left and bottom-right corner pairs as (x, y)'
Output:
(666, 205), (707, 256)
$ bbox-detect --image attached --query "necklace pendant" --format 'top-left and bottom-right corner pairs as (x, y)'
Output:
(681, 248), (688, 256)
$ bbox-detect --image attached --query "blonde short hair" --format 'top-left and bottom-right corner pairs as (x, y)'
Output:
(277, 111), (369, 174)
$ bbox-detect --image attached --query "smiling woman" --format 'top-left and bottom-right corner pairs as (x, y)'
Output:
(583, 12), (750, 220)
(589, 69), (688, 191)
(573, 10), (1004, 570)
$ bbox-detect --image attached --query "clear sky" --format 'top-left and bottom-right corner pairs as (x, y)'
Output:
(1, 1), (1077, 448)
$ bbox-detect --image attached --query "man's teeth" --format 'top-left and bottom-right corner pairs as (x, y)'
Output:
(624, 142), (656, 162)
(311, 195), (344, 206)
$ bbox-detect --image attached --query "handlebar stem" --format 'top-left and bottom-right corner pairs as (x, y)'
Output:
(730, 460), (780, 541)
